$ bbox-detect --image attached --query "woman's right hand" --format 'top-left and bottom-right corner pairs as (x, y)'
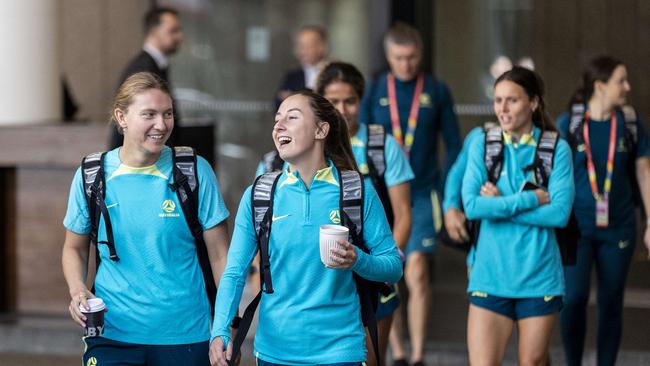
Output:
(534, 189), (550, 205)
(444, 208), (469, 242)
(68, 287), (95, 327)
(210, 336), (233, 366)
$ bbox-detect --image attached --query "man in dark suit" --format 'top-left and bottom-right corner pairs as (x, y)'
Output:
(110, 7), (183, 149)
(274, 25), (328, 109)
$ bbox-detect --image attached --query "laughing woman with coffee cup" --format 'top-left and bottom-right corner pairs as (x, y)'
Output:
(62, 72), (230, 366)
(209, 90), (402, 366)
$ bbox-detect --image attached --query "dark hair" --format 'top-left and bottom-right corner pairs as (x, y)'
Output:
(298, 25), (328, 43)
(495, 66), (556, 132)
(569, 55), (625, 107)
(316, 62), (365, 99)
(144, 7), (178, 34)
(384, 21), (423, 51)
(294, 90), (358, 171)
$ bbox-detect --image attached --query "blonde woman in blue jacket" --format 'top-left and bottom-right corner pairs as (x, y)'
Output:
(462, 66), (575, 365)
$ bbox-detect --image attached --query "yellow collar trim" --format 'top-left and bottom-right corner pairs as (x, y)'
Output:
(350, 135), (364, 147)
(503, 131), (536, 147)
(108, 164), (168, 181)
(314, 166), (339, 186)
(280, 164), (340, 187)
(279, 167), (299, 188)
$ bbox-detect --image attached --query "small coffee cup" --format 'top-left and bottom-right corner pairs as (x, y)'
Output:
(319, 225), (349, 267)
(79, 298), (106, 337)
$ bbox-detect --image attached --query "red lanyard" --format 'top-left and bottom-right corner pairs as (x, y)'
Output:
(582, 111), (617, 200)
(387, 73), (424, 155)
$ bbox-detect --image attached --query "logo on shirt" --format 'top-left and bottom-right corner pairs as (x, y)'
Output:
(87, 357), (98, 366)
(379, 97), (389, 106)
(420, 93), (432, 107)
(617, 138), (627, 152)
(618, 240), (630, 249)
(272, 214), (290, 222)
(544, 296), (554, 302)
(329, 209), (341, 224)
(159, 199), (180, 218)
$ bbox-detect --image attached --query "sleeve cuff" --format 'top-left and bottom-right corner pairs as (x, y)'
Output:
(351, 246), (367, 272)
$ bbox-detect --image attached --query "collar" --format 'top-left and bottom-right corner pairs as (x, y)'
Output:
(350, 126), (366, 147)
(503, 127), (538, 147)
(143, 42), (170, 70)
(302, 61), (326, 89)
(280, 160), (339, 188)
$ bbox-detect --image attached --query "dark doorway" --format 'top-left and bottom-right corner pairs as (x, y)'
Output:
(0, 168), (16, 314)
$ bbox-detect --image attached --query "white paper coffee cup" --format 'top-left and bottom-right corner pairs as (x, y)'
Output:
(319, 225), (349, 267)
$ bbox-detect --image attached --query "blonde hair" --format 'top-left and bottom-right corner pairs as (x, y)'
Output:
(111, 72), (171, 134)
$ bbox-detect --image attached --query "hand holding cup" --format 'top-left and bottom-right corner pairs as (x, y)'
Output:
(320, 225), (357, 269)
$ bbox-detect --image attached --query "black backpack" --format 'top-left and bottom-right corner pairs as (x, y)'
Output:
(260, 124), (394, 227)
(228, 167), (391, 366)
(81, 146), (217, 312)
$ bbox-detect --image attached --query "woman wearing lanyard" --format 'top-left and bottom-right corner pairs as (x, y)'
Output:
(360, 22), (461, 366)
(209, 91), (402, 366)
(462, 66), (574, 365)
(557, 55), (650, 366)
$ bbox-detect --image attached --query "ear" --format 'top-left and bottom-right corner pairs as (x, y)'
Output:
(531, 96), (540, 113)
(114, 109), (128, 130)
(315, 121), (330, 140)
(593, 80), (606, 95)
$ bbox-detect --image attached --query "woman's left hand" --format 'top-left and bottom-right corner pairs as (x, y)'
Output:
(480, 182), (501, 197)
(329, 240), (358, 269)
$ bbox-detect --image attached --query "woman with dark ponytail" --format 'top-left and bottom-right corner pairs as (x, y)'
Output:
(209, 90), (403, 366)
(462, 66), (574, 364)
(557, 56), (650, 366)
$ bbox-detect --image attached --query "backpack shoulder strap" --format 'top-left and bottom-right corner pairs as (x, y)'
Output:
(338, 169), (364, 247)
(366, 124), (386, 177)
(81, 151), (119, 262)
(171, 146), (218, 314)
(252, 170), (282, 293)
(620, 105), (639, 148)
(171, 146), (201, 238)
(568, 103), (586, 148)
(532, 130), (560, 187)
(483, 126), (504, 184)
(262, 150), (284, 173)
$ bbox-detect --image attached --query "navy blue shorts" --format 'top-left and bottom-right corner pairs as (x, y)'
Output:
(82, 336), (209, 366)
(375, 283), (400, 320)
(257, 358), (362, 366)
(405, 190), (442, 257)
(469, 292), (563, 321)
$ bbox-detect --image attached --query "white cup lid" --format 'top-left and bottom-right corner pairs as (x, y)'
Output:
(320, 224), (349, 234)
(79, 297), (106, 313)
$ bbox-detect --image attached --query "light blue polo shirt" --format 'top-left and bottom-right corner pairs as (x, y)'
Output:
(64, 146), (229, 345)
(212, 162), (402, 365)
(462, 127), (574, 298)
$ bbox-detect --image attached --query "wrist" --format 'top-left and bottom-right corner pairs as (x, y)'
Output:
(68, 284), (87, 297)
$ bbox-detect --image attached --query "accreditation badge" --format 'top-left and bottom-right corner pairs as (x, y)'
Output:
(596, 196), (609, 228)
